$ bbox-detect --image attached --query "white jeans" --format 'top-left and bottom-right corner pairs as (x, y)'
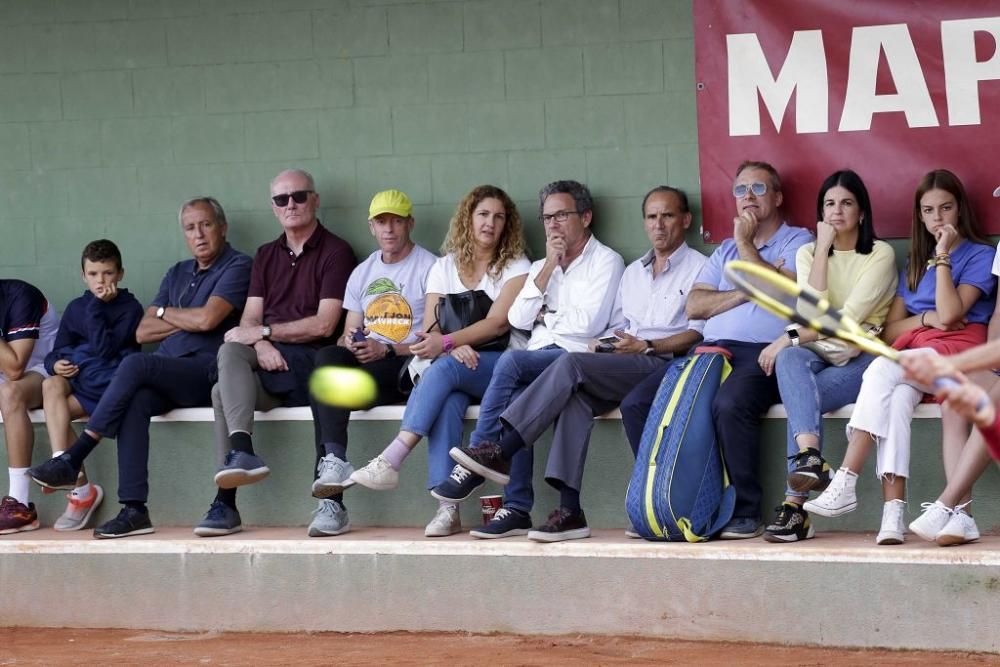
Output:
(846, 353), (930, 479)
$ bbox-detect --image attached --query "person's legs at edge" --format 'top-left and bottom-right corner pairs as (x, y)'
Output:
(0, 373), (44, 533)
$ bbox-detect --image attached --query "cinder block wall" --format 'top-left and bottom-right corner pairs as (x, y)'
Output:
(0, 0), (698, 311)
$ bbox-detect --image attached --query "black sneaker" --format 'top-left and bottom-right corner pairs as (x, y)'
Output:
(214, 450), (270, 489)
(469, 507), (531, 539)
(718, 516), (764, 540)
(787, 447), (832, 493)
(763, 503), (815, 543)
(27, 454), (79, 490)
(430, 464), (485, 502)
(94, 506), (155, 539)
(449, 442), (510, 485)
(527, 507), (591, 543)
(193, 500), (243, 537)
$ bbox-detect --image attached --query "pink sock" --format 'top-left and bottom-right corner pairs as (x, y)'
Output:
(382, 438), (412, 471)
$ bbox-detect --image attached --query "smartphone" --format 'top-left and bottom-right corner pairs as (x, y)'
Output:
(351, 329), (367, 343)
(596, 343), (615, 353)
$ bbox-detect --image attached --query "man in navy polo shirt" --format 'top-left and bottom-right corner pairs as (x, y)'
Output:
(193, 168), (356, 538)
(28, 197), (253, 538)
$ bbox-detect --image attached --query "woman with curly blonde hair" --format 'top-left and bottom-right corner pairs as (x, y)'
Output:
(349, 185), (530, 537)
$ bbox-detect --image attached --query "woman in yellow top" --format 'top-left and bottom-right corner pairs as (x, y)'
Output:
(758, 170), (898, 542)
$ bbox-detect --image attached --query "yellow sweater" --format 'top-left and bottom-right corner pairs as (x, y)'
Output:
(795, 239), (898, 326)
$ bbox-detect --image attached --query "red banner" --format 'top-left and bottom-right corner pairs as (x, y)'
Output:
(694, 0), (1000, 241)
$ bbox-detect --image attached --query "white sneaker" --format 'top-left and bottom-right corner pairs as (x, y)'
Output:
(349, 455), (399, 491)
(936, 510), (980, 547)
(424, 504), (461, 537)
(908, 500), (953, 542)
(876, 499), (906, 545)
(802, 468), (858, 517)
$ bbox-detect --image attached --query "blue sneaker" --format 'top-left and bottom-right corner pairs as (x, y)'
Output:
(431, 464), (484, 502)
(214, 450), (270, 489)
(718, 516), (764, 540)
(307, 499), (351, 537)
(469, 507), (530, 539)
(193, 500), (242, 537)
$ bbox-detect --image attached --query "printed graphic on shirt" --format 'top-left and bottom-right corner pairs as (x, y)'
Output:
(363, 278), (413, 343)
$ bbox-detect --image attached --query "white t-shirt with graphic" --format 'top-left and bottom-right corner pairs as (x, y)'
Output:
(425, 253), (531, 300)
(344, 244), (438, 345)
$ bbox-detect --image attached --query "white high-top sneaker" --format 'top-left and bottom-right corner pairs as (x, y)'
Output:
(803, 468), (858, 517)
(876, 499), (906, 545)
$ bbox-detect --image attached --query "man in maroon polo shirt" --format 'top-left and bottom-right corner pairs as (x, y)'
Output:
(194, 168), (356, 537)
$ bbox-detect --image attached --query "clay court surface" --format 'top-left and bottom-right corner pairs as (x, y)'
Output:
(2, 629), (995, 665)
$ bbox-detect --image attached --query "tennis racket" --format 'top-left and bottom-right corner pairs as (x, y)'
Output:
(723, 259), (986, 406)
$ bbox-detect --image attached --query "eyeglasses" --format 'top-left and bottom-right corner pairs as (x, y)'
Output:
(271, 190), (313, 207)
(732, 182), (768, 198)
(539, 210), (579, 224)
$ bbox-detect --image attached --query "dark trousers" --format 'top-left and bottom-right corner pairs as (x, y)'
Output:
(619, 340), (780, 521)
(86, 352), (215, 504)
(309, 345), (410, 473)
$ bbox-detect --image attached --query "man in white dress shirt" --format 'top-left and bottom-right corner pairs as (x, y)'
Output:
(442, 187), (705, 541)
(431, 179), (626, 538)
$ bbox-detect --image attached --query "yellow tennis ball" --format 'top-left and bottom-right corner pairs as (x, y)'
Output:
(309, 366), (377, 409)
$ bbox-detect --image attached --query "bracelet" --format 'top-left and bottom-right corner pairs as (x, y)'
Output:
(920, 312), (927, 327)
(441, 334), (455, 353)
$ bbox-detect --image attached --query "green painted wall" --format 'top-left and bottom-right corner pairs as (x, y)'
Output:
(0, 0), (698, 312)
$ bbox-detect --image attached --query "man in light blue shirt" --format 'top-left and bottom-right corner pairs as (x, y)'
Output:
(620, 161), (812, 539)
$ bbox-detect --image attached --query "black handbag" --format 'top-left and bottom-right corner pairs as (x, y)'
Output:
(434, 290), (510, 352)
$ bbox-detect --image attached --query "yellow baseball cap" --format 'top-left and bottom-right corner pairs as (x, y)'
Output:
(368, 189), (413, 218)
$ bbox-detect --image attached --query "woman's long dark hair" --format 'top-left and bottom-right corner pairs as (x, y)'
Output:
(906, 169), (989, 292)
(815, 170), (875, 256)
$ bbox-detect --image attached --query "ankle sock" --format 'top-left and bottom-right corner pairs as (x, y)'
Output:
(8, 468), (29, 505)
(324, 442), (347, 460)
(498, 430), (526, 459)
(382, 438), (411, 471)
(229, 431), (254, 455)
(124, 500), (147, 514)
(65, 432), (100, 470)
(438, 498), (457, 510)
(216, 487), (237, 509)
(559, 486), (581, 513)
(71, 482), (93, 500)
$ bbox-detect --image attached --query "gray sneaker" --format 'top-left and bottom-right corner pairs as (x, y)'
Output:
(307, 499), (351, 537)
(424, 504), (461, 537)
(311, 454), (355, 498)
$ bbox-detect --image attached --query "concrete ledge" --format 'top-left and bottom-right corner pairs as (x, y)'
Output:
(2, 528), (997, 653)
(5, 402), (944, 423)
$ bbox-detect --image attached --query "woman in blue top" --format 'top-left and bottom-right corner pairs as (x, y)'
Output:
(803, 169), (996, 545)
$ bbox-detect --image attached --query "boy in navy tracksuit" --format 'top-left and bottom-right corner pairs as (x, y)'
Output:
(41, 239), (143, 531)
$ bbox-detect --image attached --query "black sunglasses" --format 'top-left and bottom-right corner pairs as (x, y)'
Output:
(271, 190), (313, 207)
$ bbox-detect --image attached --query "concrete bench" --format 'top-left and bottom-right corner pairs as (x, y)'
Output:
(7, 402), (944, 424)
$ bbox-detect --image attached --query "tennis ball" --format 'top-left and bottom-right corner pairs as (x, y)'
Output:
(309, 366), (377, 409)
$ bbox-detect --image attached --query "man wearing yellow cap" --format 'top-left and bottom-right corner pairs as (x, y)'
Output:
(193, 168), (357, 538)
(305, 189), (437, 536)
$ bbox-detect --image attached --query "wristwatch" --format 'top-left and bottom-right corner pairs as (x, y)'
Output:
(155, 306), (166, 319)
(261, 325), (272, 341)
(786, 326), (800, 346)
(643, 340), (656, 356)
(384, 343), (397, 360)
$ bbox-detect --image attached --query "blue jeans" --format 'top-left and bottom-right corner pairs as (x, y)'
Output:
(775, 346), (874, 498)
(400, 352), (502, 489)
(470, 346), (566, 514)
